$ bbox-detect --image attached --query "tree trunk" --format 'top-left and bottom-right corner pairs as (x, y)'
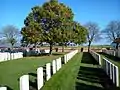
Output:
(62, 43), (64, 52)
(11, 43), (14, 51)
(49, 43), (53, 55)
(34, 43), (37, 49)
(116, 43), (119, 50)
(88, 41), (91, 52)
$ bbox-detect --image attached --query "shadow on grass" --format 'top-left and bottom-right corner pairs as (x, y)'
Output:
(29, 73), (37, 77)
(29, 79), (37, 90)
(4, 85), (13, 90)
(98, 52), (120, 62)
(75, 52), (117, 90)
(76, 81), (103, 90)
(81, 52), (99, 65)
(29, 72), (37, 90)
(52, 53), (65, 56)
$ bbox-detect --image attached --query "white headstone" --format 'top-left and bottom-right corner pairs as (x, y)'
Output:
(115, 66), (119, 87)
(112, 64), (115, 83)
(46, 63), (51, 81)
(0, 87), (7, 90)
(105, 60), (108, 75)
(66, 54), (68, 62)
(0, 53), (4, 62)
(110, 63), (112, 79)
(56, 59), (59, 71)
(58, 58), (62, 69)
(64, 55), (67, 64)
(52, 60), (56, 74)
(7, 53), (11, 60)
(20, 75), (29, 90)
(37, 67), (43, 90)
(98, 54), (101, 65)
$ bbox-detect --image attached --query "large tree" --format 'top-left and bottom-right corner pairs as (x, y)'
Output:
(1, 25), (20, 48)
(71, 21), (87, 44)
(21, 0), (87, 54)
(57, 21), (87, 52)
(21, 0), (74, 54)
(21, 22), (43, 48)
(103, 20), (120, 41)
(84, 22), (101, 52)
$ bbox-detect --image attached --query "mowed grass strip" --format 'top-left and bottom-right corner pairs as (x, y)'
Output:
(76, 52), (104, 90)
(42, 52), (116, 90)
(41, 53), (82, 90)
(76, 52), (118, 90)
(0, 52), (65, 90)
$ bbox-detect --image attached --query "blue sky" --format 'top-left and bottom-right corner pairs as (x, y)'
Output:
(0, 0), (120, 45)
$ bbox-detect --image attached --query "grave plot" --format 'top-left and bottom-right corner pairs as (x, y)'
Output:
(0, 53), (64, 90)
(0, 50), (78, 90)
(76, 52), (117, 90)
(41, 52), (116, 90)
(98, 52), (120, 88)
(0, 52), (23, 62)
(41, 53), (82, 90)
(102, 58), (119, 87)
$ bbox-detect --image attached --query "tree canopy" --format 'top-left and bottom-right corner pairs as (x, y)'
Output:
(84, 22), (101, 52)
(103, 20), (120, 42)
(1, 25), (20, 48)
(21, 0), (87, 54)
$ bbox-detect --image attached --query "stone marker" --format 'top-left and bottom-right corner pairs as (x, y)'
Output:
(37, 67), (43, 90)
(112, 64), (115, 83)
(46, 63), (51, 81)
(115, 66), (119, 87)
(110, 63), (112, 80)
(20, 75), (29, 90)
(0, 87), (7, 90)
(64, 55), (67, 64)
(52, 60), (56, 74)
(59, 58), (62, 69)
(56, 59), (59, 71)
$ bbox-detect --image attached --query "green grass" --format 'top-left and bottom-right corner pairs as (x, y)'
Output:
(0, 52), (65, 90)
(0, 52), (116, 90)
(41, 53), (83, 90)
(42, 52), (115, 90)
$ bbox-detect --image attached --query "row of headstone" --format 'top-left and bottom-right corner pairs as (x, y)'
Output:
(19, 50), (78, 90)
(90, 50), (119, 87)
(0, 50), (78, 90)
(102, 49), (120, 58)
(102, 50), (116, 56)
(102, 58), (119, 87)
(0, 52), (23, 62)
(90, 50), (101, 65)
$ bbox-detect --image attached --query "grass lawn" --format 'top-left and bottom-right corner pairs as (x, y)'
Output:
(0, 52), (65, 90)
(42, 52), (115, 90)
(41, 53), (82, 90)
(98, 52), (120, 88)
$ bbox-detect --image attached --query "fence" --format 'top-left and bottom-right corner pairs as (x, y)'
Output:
(0, 50), (78, 90)
(90, 50), (101, 65)
(0, 52), (23, 62)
